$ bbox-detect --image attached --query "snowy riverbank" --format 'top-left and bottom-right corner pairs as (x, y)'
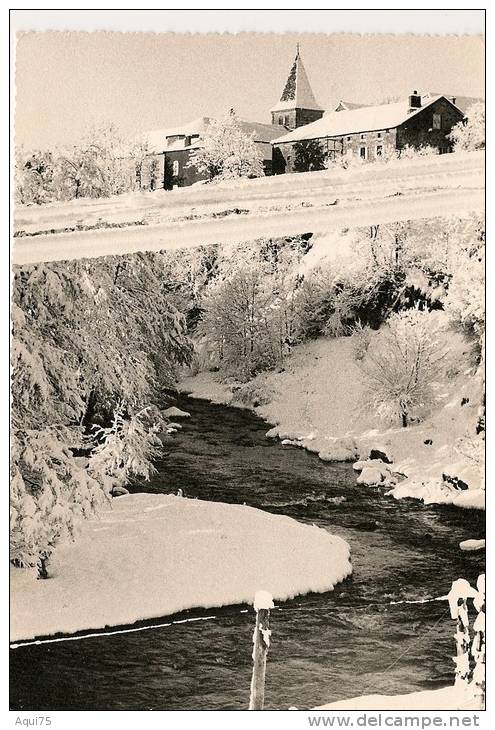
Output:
(10, 493), (351, 642)
(312, 684), (479, 711)
(180, 323), (484, 511)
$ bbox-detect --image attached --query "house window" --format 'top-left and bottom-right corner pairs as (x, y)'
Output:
(376, 145), (383, 157)
(359, 146), (367, 159)
(284, 115), (290, 126)
(172, 160), (179, 177)
(361, 134), (366, 140)
(386, 129), (390, 133)
(377, 132), (382, 138)
(278, 116), (284, 125)
(433, 113), (442, 130)
(346, 136), (351, 142)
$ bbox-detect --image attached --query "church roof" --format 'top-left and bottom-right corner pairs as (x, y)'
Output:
(272, 94), (463, 144)
(271, 48), (324, 113)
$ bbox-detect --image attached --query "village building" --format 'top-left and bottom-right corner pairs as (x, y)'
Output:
(138, 47), (476, 189)
(272, 92), (467, 173)
(142, 117), (287, 190)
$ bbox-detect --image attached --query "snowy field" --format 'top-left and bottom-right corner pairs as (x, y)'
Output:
(13, 152), (483, 265)
(10, 493), (352, 642)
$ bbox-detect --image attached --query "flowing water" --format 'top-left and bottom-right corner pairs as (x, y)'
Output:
(10, 395), (484, 710)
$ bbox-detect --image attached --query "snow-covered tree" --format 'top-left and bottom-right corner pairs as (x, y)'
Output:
(16, 125), (145, 205)
(450, 102), (485, 151)
(53, 124), (135, 200)
(396, 144), (439, 159)
(199, 268), (272, 378)
(15, 149), (55, 205)
(89, 406), (162, 488)
(11, 253), (193, 573)
(359, 308), (446, 427)
(444, 218), (485, 362)
(188, 111), (264, 182)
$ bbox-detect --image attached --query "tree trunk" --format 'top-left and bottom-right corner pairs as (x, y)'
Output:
(401, 411), (408, 428)
(38, 557), (49, 580)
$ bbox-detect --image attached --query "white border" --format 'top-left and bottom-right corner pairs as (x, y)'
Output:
(3, 6), (489, 729)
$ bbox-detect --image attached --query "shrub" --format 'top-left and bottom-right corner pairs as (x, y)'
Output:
(359, 309), (446, 427)
(450, 102), (485, 151)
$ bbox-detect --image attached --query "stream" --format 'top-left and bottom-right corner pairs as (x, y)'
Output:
(10, 394), (484, 711)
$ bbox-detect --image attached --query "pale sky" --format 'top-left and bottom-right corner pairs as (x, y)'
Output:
(14, 31), (485, 149)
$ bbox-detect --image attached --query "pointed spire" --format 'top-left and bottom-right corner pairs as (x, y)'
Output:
(271, 46), (323, 113)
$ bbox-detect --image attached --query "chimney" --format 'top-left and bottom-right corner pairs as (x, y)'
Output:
(451, 96), (457, 105)
(408, 90), (422, 111)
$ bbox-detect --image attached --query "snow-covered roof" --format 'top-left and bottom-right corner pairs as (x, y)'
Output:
(144, 117), (212, 153)
(425, 92), (483, 115)
(271, 48), (323, 113)
(272, 95), (462, 144)
(239, 121), (287, 141)
(334, 100), (366, 112)
(144, 118), (287, 156)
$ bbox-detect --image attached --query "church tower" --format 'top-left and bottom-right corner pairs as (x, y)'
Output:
(271, 45), (324, 130)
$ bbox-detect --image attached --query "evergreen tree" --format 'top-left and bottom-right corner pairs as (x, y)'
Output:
(293, 139), (327, 172)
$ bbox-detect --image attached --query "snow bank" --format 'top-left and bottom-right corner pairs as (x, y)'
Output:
(162, 406), (191, 418)
(459, 539), (485, 552)
(182, 317), (484, 511)
(312, 684), (478, 711)
(13, 152), (483, 265)
(10, 493), (351, 642)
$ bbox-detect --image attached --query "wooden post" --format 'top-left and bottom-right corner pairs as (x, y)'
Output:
(249, 591), (274, 710)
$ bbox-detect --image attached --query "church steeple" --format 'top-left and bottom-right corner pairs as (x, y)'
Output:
(271, 46), (324, 130)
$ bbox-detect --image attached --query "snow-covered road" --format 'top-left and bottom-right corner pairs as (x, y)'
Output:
(13, 151), (484, 265)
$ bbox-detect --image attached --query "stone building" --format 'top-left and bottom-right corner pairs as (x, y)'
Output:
(272, 92), (466, 173)
(142, 117), (286, 190)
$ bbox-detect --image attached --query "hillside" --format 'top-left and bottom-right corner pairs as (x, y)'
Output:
(181, 317), (484, 512)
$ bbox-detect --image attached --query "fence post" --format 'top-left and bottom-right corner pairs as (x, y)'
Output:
(249, 591), (274, 710)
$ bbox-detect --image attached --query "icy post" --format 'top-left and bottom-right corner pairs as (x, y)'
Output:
(447, 574), (485, 708)
(249, 591), (274, 711)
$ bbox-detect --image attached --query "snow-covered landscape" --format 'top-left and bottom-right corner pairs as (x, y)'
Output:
(10, 17), (485, 716)
(11, 493), (351, 642)
(13, 151), (483, 265)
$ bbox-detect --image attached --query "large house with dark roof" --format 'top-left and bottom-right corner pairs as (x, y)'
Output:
(138, 47), (478, 189)
(272, 92), (466, 173)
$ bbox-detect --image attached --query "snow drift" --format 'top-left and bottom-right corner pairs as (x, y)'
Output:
(312, 684), (479, 711)
(10, 493), (352, 642)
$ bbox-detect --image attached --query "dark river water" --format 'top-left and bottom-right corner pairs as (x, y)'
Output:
(10, 394), (485, 711)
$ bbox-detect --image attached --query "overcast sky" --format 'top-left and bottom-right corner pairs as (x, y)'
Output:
(15, 31), (485, 149)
